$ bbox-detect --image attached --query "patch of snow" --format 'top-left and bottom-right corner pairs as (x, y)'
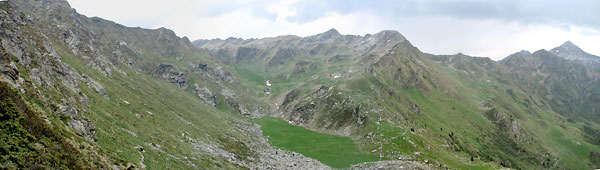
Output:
(332, 73), (341, 79)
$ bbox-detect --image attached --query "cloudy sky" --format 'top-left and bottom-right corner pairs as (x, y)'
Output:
(67, 0), (599, 60)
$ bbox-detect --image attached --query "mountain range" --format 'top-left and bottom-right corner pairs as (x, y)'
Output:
(1, 0), (600, 169)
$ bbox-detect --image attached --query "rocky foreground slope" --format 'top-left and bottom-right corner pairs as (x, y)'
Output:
(0, 0), (329, 169)
(2, 0), (600, 169)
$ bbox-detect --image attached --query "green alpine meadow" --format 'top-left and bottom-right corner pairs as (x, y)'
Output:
(1, 0), (599, 169)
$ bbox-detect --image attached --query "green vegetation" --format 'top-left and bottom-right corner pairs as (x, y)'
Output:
(56, 44), (247, 169)
(254, 117), (379, 169)
(5, 1), (600, 169)
(0, 82), (99, 169)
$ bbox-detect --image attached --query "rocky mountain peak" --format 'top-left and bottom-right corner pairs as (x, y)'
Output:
(519, 50), (531, 55)
(533, 49), (553, 56)
(559, 41), (578, 49)
(372, 30), (407, 45)
(225, 37), (243, 41)
(376, 30), (403, 38)
(548, 41), (600, 71)
(313, 28), (341, 40)
(323, 28), (340, 35)
(555, 41), (584, 53)
(550, 41), (598, 60)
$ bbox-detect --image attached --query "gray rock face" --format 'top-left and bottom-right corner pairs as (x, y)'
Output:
(193, 63), (237, 84)
(0, 3), (98, 143)
(192, 84), (218, 107)
(409, 101), (420, 114)
(83, 75), (109, 99)
(156, 63), (188, 89)
(0, 62), (21, 87)
(281, 86), (366, 136)
(483, 108), (528, 143)
(68, 118), (97, 142)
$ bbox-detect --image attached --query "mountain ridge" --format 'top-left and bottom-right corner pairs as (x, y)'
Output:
(549, 41), (600, 71)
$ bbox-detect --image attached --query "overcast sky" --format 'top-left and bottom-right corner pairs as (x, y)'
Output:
(67, 0), (599, 60)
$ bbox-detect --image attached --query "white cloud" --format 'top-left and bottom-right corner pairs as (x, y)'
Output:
(267, 0), (297, 21)
(67, 0), (600, 60)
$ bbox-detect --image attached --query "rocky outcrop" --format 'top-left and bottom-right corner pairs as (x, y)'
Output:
(0, 62), (21, 87)
(483, 108), (527, 142)
(480, 107), (558, 169)
(67, 117), (97, 142)
(0, 3), (101, 144)
(281, 86), (367, 136)
(82, 75), (109, 99)
(156, 63), (188, 89)
(191, 84), (218, 107)
(192, 63), (237, 84)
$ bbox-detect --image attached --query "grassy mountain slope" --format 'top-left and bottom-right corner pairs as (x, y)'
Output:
(1, 0), (599, 169)
(2, 1), (330, 169)
(502, 50), (600, 123)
